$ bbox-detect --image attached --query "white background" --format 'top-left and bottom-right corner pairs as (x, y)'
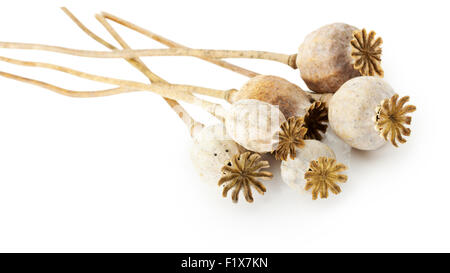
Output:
(0, 0), (447, 252)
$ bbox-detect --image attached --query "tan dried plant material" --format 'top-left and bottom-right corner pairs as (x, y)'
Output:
(351, 29), (384, 77)
(0, 54), (291, 154)
(273, 117), (308, 161)
(0, 21), (380, 94)
(304, 157), (348, 200)
(303, 101), (328, 140)
(218, 152), (273, 203)
(95, 18), (367, 95)
(375, 94), (416, 147)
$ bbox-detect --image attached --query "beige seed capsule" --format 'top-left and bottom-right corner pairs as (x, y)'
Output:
(329, 76), (416, 150)
(280, 140), (348, 200)
(297, 23), (361, 93)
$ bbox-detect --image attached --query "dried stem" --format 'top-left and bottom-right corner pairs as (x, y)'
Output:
(0, 56), (227, 119)
(96, 13), (205, 136)
(61, 7), (202, 137)
(107, 19), (335, 105)
(61, 7), (164, 83)
(100, 11), (260, 78)
(66, 12), (333, 106)
(0, 70), (135, 97)
(0, 55), (228, 99)
(0, 41), (295, 68)
(0, 48), (230, 99)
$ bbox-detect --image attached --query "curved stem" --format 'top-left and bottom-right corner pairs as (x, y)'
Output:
(92, 13), (165, 83)
(0, 70), (136, 97)
(0, 41), (295, 67)
(1, 68), (226, 120)
(0, 56), (226, 119)
(0, 55), (229, 100)
(70, 8), (241, 104)
(101, 11), (260, 78)
(84, 9), (202, 136)
(61, 8), (116, 51)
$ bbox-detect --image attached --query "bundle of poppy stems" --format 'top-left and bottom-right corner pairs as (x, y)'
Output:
(0, 8), (416, 203)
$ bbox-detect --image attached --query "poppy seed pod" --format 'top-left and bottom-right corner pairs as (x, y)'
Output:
(214, 75), (331, 142)
(297, 23), (361, 93)
(225, 99), (286, 153)
(280, 140), (348, 200)
(329, 76), (416, 150)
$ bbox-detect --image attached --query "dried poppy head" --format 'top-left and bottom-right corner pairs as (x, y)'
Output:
(280, 140), (348, 200)
(183, 75), (331, 142)
(297, 23), (382, 93)
(223, 98), (328, 156)
(226, 100), (327, 162)
(225, 99), (286, 153)
(329, 76), (416, 150)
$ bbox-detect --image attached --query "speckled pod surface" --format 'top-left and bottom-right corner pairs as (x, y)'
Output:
(280, 140), (335, 193)
(329, 76), (395, 150)
(297, 23), (360, 93)
(190, 124), (240, 184)
(231, 75), (312, 118)
(225, 99), (286, 153)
